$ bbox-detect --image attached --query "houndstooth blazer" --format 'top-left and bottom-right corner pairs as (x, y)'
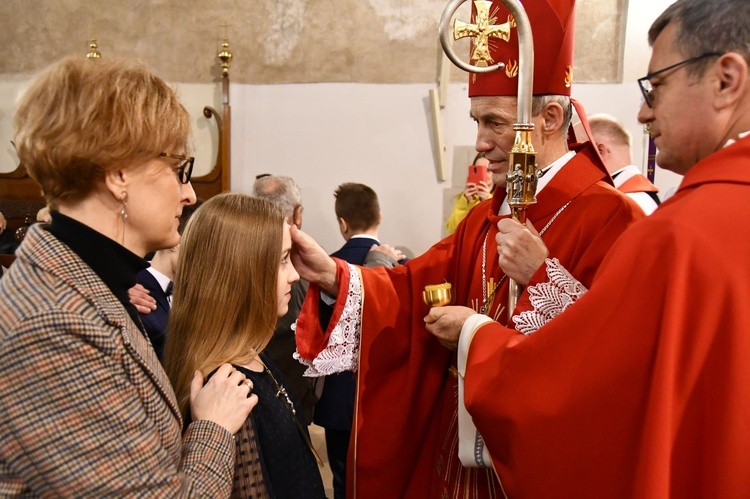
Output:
(0, 224), (235, 497)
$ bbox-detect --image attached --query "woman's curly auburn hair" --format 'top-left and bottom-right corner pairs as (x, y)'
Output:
(13, 56), (191, 206)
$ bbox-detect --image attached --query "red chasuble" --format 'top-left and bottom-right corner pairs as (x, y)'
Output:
(464, 136), (750, 497)
(619, 172), (659, 194)
(297, 143), (643, 498)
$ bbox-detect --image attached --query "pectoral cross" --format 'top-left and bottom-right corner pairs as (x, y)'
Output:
(276, 385), (296, 416)
(453, 0), (514, 67)
(484, 277), (495, 313)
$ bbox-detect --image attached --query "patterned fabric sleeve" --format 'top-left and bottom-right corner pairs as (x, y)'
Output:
(512, 258), (589, 335)
(0, 311), (235, 497)
(229, 417), (267, 498)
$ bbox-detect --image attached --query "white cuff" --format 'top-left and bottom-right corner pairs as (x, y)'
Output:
(457, 314), (493, 468)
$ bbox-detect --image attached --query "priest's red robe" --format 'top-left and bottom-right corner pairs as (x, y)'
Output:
(463, 136), (750, 497)
(619, 172), (659, 194)
(297, 143), (643, 497)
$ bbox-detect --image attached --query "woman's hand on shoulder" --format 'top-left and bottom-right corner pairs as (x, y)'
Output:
(189, 363), (257, 434)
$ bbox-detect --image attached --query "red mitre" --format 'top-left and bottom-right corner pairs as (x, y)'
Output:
(467, 0), (576, 97)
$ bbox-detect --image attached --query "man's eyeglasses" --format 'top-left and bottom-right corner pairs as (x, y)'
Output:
(638, 52), (723, 108)
(159, 152), (195, 184)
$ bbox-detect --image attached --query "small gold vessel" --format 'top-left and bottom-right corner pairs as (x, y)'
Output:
(423, 283), (453, 307)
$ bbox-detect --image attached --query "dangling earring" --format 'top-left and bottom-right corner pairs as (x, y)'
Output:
(119, 191), (128, 224)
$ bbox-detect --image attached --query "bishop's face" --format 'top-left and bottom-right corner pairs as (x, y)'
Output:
(471, 96), (517, 187)
(470, 96), (546, 187)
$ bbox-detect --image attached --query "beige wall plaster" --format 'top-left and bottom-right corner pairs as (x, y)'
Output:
(0, 0), (626, 84)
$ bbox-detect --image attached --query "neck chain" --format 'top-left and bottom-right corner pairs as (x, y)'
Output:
(264, 364), (296, 416)
(480, 200), (572, 318)
(258, 358), (324, 466)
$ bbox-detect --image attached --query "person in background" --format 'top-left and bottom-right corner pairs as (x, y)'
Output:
(136, 201), (201, 361)
(0, 211), (10, 276)
(252, 174), (403, 424)
(164, 193), (326, 498)
(314, 182), (405, 499)
(426, 0), (750, 495)
(0, 56), (255, 496)
(0, 210), (17, 256)
(253, 174), (303, 229)
(587, 113), (660, 214)
(445, 153), (494, 234)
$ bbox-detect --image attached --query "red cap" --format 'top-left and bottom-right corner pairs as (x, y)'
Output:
(466, 0), (576, 97)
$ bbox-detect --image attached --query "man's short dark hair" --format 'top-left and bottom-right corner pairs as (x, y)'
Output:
(334, 183), (380, 232)
(649, 0), (750, 76)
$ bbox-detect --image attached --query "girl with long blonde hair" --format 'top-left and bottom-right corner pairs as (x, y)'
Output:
(164, 192), (325, 498)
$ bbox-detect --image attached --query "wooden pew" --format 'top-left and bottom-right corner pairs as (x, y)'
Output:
(0, 165), (45, 267)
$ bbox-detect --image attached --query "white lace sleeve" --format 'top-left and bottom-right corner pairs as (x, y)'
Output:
(293, 263), (363, 376)
(511, 258), (588, 335)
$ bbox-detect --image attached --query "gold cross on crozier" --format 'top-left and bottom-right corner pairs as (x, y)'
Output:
(453, 0), (513, 67)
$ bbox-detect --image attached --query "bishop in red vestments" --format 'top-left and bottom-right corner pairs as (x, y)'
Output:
(293, 1), (644, 497)
(426, 0), (750, 496)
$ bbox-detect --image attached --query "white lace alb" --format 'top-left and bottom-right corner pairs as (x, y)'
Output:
(512, 257), (588, 335)
(293, 263), (363, 376)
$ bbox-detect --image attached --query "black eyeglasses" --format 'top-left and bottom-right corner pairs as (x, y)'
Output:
(159, 152), (195, 184)
(638, 52), (723, 108)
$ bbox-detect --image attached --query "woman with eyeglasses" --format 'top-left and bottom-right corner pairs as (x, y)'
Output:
(164, 192), (326, 498)
(0, 56), (256, 496)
